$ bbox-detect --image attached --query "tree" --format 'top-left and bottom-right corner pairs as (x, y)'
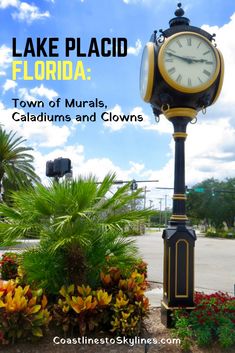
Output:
(186, 178), (235, 229)
(0, 173), (153, 294)
(0, 128), (40, 201)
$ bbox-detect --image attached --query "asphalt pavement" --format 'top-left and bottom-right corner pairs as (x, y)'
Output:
(135, 229), (235, 305)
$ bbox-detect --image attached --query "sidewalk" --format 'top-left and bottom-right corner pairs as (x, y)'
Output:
(145, 283), (218, 307)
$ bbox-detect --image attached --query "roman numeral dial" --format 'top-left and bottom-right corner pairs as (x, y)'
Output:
(158, 32), (220, 93)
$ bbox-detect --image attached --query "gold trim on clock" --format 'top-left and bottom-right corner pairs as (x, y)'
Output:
(211, 48), (224, 105)
(158, 32), (221, 94)
(140, 42), (155, 102)
(163, 107), (197, 120)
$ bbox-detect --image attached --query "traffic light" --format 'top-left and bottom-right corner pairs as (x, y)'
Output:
(130, 179), (138, 191)
(46, 160), (55, 177)
(53, 158), (71, 177)
(46, 158), (72, 178)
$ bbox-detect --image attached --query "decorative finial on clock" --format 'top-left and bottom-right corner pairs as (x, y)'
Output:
(175, 3), (184, 17)
(169, 3), (190, 27)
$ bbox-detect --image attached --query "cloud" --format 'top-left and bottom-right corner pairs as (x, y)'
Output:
(30, 143), (148, 186)
(103, 104), (172, 134)
(0, 0), (18, 8)
(186, 117), (235, 185)
(18, 88), (36, 102)
(29, 84), (58, 101)
(127, 39), (142, 56)
(23, 122), (70, 148)
(103, 104), (127, 131)
(0, 45), (12, 76)
(12, 2), (50, 23)
(0, 101), (71, 148)
(122, 0), (172, 7)
(0, 0), (50, 23)
(123, 0), (151, 4)
(130, 106), (172, 134)
(18, 84), (58, 102)
(145, 116), (235, 190)
(3, 79), (17, 93)
(201, 13), (235, 110)
(133, 118), (235, 203)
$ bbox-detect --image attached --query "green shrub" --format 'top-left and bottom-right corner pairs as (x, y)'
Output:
(0, 174), (153, 296)
(21, 245), (68, 296)
(172, 311), (192, 351)
(217, 319), (235, 348)
(195, 327), (212, 347)
(205, 230), (218, 237)
(205, 230), (235, 238)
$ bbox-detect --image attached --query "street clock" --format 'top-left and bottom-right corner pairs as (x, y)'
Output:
(139, 3), (224, 114)
(139, 3), (224, 328)
(158, 32), (220, 93)
(139, 42), (155, 102)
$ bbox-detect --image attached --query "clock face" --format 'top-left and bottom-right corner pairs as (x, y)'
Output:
(158, 32), (220, 93)
(139, 42), (155, 102)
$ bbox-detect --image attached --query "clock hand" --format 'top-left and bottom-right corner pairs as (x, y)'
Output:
(190, 58), (213, 64)
(166, 52), (214, 65)
(166, 51), (193, 63)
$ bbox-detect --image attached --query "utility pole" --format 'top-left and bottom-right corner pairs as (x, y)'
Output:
(144, 186), (147, 209)
(148, 200), (153, 228)
(164, 194), (168, 227)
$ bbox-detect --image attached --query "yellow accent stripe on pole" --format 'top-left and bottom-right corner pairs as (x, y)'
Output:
(173, 132), (188, 139)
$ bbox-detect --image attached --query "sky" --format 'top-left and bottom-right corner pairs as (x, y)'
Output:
(1, 0), (235, 210)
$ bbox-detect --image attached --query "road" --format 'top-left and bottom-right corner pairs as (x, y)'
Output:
(135, 230), (235, 294)
(1, 232), (234, 295)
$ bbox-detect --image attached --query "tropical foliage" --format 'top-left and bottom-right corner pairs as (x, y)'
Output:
(0, 280), (51, 344)
(0, 174), (153, 294)
(0, 261), (149, 344)
(53, 261), (149, 336)
(0, 128), (39, 202)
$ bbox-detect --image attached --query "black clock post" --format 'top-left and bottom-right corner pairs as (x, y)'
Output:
(139, 3), (224, 327)
(161, 107), (197, 327)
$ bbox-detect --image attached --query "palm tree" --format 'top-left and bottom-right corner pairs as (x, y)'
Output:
(0, 128), (40, 200)
(0, 173), (153, 294)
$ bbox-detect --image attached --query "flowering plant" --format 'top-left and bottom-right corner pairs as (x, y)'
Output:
(173, 291), (235, 349)
(0, 252), (19, 280)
